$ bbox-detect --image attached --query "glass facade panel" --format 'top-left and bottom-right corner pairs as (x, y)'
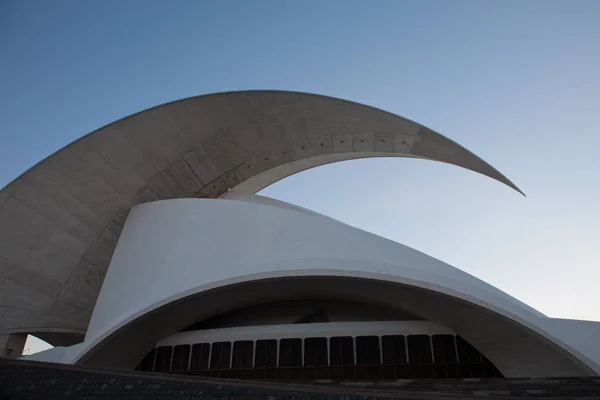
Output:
(147, 333), (502, 379)
(330, 336), (354, 366)
(190, 343), (210, 370)
(407, 335), (433, 364)
(232, 340), (254, 369)
(279, 338), (302, 367)
(304, 337), (328, 366)
(171, 344), (191, 372)
(356, 336), (381, 365)
(382, 335), (407, 365)
(255, 339), (277, 368)
(210, 342), (231, 370)
(154, 346), (173, 372)
(432, 335), (457, 363)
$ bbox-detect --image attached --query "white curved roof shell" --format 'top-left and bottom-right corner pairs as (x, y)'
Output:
(0, 91), (523, 340)
(10, 91), (600, 378)
(60, 196), (600, 377)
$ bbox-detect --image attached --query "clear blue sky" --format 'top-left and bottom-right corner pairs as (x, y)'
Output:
(2, 1), (599, 353)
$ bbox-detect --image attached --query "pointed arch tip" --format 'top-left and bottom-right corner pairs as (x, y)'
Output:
(506, 181), (526, 197)
(500, 171), (526, 196)
(486, 174), (525, 197)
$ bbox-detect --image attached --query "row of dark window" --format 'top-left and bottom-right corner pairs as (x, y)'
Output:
(137, 334), (502, 379)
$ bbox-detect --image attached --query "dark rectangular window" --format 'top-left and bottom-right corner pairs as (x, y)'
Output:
(255, 339), (277, 368)
(432, 335), (457, 363)
(304, 337), (328, 366)
(190, 343), (210, 370)
(154, 346), (173, 372)
(382, 335), (407, 365)
(232, 340), (254, 369)
(356, 336), (381, 365)
(171, 344), (191, 371)
(407, 335), (433, 364)
(330, 336), (354, 366)
(210, 341), (231, 369)
(456, 336), (481, 364)
(139, 348), (156, 372)
(279, 338), (302, 367)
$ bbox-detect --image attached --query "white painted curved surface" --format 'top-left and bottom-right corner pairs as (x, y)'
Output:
(71, 197), (599, 376)
(85, 197), (539, 340)
(0, 90), (524, 339)
(157, 321), (454, 347)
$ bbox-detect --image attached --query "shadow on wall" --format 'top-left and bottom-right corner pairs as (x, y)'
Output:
(73, 276), (592, 378)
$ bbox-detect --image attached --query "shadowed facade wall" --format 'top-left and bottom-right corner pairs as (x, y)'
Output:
(70, 197), (596, 378)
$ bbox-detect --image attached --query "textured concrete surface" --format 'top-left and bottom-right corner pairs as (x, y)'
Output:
(0, 91), (523, 342)
(0, 358), (461, 400)
(2, 358), (600, 400)
(0, 333), (26, 357)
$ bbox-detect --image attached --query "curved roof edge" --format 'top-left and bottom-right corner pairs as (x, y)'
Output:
(0, 90), (524, 338)
(2, 90), (524, 196)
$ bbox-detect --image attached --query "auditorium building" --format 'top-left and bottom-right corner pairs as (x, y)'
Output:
(1, 91), (599, 380)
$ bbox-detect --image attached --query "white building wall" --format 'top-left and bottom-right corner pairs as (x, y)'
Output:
(70, 196), (599, 376)
(86, 197), (541, 341)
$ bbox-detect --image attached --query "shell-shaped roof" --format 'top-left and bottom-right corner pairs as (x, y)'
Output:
(0, 90), (521, 339)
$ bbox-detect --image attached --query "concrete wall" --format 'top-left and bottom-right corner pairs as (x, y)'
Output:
(0, 90), (522, 339)
(67, 197), (598, 377)
(0, 332), (26, 357)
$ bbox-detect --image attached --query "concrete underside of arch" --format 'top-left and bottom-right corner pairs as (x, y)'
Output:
(0, 329), (85, 359)
(0, 90), (525, 338)
(0, 331), (83, 359)
(75, 276), (591, 378)
(31, 332), (85, 347)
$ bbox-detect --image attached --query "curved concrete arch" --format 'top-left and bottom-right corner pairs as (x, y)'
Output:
(72, 270), (593, 378)
(62, 197), (597, 377)
(0, 90), (524, 337)
(223, 151), (504, 198)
